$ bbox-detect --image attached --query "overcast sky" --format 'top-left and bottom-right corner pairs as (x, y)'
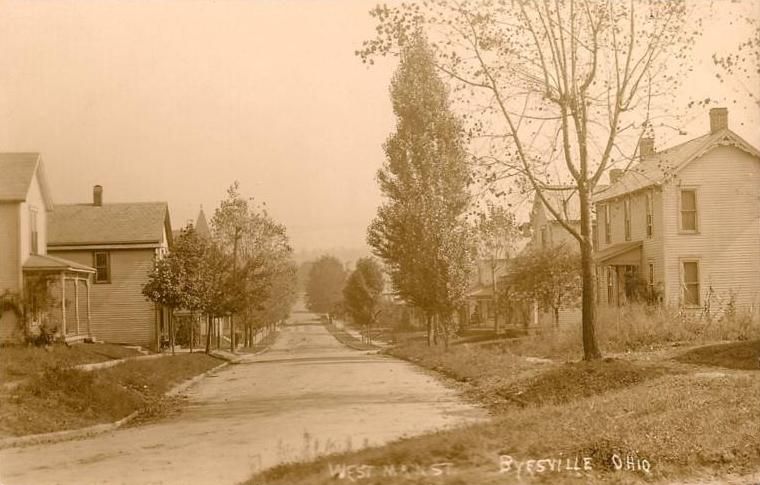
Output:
(0, 0), (757, 254)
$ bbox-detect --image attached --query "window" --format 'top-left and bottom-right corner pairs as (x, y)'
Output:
(682, 260), (700, 306)
(29, 208), (38, 255)
(624, 198), (631, 241)
(680, 189), (698, 232)
(94, 252), (110, 283)
(604, 204), (611, 244)
(592, 220), (598, 249)
(646, 192), (653, 238)
(595, 266), (601, 304)
(606, 266), (615, 305)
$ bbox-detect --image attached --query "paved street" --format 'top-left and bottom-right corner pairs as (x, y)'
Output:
(0, 311), (486, 485)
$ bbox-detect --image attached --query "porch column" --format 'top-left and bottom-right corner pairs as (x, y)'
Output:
(60, 272), (67, 336)
(74, 276), (80, 335)
(86, 278), (92, 338)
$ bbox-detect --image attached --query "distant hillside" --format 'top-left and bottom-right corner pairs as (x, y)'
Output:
(294, 247), (372, 268)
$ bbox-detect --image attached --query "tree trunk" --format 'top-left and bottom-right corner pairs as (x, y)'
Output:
(169, 308), (175, 355)
(579, 186), (602, 360)
(426, 314), (432, 347)
(190, 312), (194, 353)
(205, 314), (212, 354)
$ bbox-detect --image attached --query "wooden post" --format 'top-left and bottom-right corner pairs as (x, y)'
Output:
(60, 272), (67, 337)
(86, 278), (92, 338)
(74, 276), (80, 335)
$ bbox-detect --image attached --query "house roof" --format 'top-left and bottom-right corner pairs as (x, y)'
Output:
(594, 128), (760, 202)
(23, 254), (95, 273)
(594, 240), (642, 264)
(535, 186), (581, 222)
(0, 153), (54, 210)
(48, 202), (171, 247)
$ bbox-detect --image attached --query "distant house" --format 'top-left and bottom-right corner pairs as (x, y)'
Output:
(510, 187), (582, 327)
(47, 186), (173, 350)
(0, 153), (95, 343)
(528, 186), (581, 249)
(594, 108), (760, 311)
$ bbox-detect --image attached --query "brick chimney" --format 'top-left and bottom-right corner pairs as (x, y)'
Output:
(709, 107), (728, 133)
(93, 185), (103, 206)
(609, 168), (624, 184)
(640, 136), (655, 158)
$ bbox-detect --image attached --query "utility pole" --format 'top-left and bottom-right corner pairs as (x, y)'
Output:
(230, 226), (241, 353)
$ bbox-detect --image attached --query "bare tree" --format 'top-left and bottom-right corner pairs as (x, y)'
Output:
(360, 0), (699, 360)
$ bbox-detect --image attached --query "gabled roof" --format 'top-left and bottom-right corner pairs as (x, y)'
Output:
(0, 153), (54, 210)
(594, 129), (760, 202)
(534, 185), (581, 222)
(48, 202), (172, 247)
(594, 240), (642, 264)
(23, 254), (95, 273)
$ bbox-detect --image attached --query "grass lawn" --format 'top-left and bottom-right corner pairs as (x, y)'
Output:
(0, 353), (222, 438)
(0, 342), (145, 382)
(674, 340), (760, 370)
(246, 340), (760, 485)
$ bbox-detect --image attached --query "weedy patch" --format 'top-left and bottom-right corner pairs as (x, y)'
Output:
(674, 340), (760, 370)
(0, 353), (221, 438)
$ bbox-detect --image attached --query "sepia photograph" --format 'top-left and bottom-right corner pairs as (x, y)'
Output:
(0, 1), (759, 484)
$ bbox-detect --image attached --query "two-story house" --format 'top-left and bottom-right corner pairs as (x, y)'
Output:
(0, 153), (95, 343)
(594, 108), (760, 311)
(47, 186), (173, 350)
(501, 187), (582, 327)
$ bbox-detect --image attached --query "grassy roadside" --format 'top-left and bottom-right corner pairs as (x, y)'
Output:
(246, 339), (760, 485)
(0, 352), (222, 438)
(0, 343), (145, 382)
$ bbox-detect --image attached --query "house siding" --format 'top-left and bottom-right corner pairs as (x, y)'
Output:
(661, 145), (760, 309)
(48, 248), (158, 347)
(594, 187), (666, 305)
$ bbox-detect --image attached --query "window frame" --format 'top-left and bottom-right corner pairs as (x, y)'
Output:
(624, 197), (631, 241)
(93, 251), (111, 284)
(606, 266), (615, 305)
(680, 259), (701, 307)
(604, 204), (611, 244)
(679, 188), (699, 233)
(29, 207), (39, 255)
(645, 191), (653, 238)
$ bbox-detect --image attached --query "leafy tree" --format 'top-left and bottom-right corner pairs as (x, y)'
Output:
(305, 255), (347, 315)
(507, 244), (582, 328)
(473, 203), (521, 333)
(367, 33), (474, 348)
(713, 19), (759, 107)
(343, 257), (384, 343)
(142, 249), (184, 354)
(360, 0), (700, 360)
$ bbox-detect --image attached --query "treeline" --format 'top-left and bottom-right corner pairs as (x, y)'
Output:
(143, 182), (297, 353)
(304, 255), (385, 344)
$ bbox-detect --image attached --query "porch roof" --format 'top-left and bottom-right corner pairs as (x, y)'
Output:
(23, 254), (96, 274)
(466, 285), (494, 300)
(594, 241), (642, 265)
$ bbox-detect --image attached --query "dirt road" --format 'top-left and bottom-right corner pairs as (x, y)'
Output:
(0, 311), (486, 485)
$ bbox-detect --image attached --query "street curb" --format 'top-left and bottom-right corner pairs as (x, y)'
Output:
(0, 354), (230, 451)
(323, 320), (380, 351)
(0, 410), (140, 451)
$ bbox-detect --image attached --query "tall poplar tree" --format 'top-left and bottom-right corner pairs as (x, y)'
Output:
(368, 32), (473, 347)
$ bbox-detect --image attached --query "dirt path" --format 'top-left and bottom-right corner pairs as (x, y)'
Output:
(0, 311), (486, 485)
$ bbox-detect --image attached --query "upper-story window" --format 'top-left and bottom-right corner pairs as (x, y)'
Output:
(29, 208), (39, 255)
(646, 191), (653, 238)
(592, 220), (598, 249)
(624, 198), (631, 241)
(94, 251), (111, 283)
(604, 204), (611, 244)
(680, 189), (698, 232)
